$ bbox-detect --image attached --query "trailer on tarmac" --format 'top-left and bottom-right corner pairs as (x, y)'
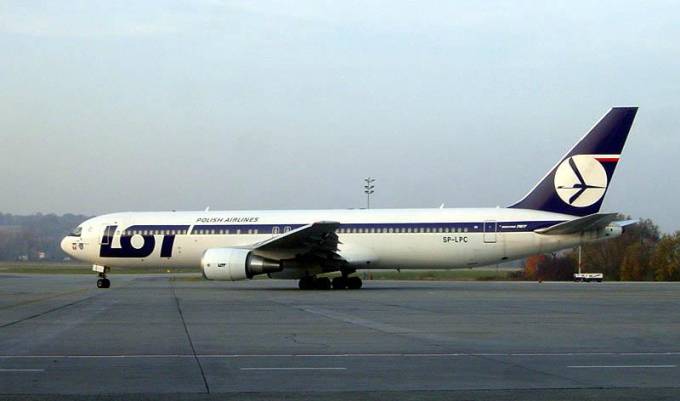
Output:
(573, 246), (604, 282)
(574, 272), (604, 282)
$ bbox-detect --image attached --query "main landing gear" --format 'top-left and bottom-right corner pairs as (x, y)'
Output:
(93, 265), (111, 289)
(298, 274), (362, 290)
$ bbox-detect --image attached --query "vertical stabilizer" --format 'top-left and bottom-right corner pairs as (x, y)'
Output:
(510, 107), (637, 217)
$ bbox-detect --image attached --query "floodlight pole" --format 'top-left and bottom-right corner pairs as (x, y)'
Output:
(364, 177), (375, 209)
(578, 245), (582, 274)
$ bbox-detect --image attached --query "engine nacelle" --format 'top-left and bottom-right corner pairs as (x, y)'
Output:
(201, 248), (282, 281)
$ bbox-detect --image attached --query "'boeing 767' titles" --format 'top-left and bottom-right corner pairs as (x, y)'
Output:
(62, 107), (638, 290)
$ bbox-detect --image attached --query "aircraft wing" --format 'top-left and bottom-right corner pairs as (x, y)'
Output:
(535, 213), (620, 235)
(248, 221), (343, 263)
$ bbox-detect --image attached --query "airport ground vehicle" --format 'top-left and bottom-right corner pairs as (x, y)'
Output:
(574, 272), (604, 282)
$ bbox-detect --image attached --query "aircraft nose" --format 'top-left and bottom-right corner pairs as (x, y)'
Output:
(60, 237), (73, 256)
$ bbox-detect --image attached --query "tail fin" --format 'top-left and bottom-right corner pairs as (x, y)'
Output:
(510, 107), (638, 217)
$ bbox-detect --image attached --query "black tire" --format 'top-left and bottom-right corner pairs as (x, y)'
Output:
(103, 279), (111, 288)
(347, 276), (362, 290)
(315, 277), (331, 290)
(332, 277), (347, 290)
(96, 279), (104, 288)
(298, 277), (315, 290)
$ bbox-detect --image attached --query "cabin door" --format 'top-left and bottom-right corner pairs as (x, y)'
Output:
(483, 221), (497, 243)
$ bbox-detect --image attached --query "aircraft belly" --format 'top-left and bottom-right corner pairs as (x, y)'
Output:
(348, 234), (476, 269)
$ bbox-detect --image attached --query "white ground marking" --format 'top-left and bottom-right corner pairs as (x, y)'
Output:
(568, 365), (676, 369)
(0, 352), (679, 359)
(0, 368), (44, 372)
(240, 367), (346, 371)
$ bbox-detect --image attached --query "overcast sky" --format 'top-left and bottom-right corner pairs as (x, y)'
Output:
(1, 1), (678, 231)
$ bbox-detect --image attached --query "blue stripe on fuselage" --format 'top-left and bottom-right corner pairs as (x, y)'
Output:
(187, 221), (563, 235)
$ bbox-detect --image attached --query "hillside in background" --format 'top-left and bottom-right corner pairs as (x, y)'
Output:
(0, 213), (89, 261)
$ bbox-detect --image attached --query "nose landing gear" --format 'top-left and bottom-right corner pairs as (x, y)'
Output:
(93, 265), (111, 289)
(96, 278), (110, 288)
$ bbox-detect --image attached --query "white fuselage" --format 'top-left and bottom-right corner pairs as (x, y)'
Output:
(61, 207), (616, 273)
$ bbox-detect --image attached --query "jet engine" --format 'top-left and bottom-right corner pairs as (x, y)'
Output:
(201, 248), (282, 281)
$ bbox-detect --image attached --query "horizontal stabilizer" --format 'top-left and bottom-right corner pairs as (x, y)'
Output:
(612, 219), (639, 228)
(535, 213), (619, 235)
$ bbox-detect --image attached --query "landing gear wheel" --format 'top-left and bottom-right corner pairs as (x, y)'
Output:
(315, 277), (331, 290)
(96, 278), (111, 288)
(347, 276), (362, 289)
(298, 276), (315, 290)
(332, 277), (347, 290)
(94, 265), (111, 289)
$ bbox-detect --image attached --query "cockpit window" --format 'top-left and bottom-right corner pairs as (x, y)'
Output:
(68, 226), (83, 237)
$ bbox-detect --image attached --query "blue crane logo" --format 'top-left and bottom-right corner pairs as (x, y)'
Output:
(553, 155), (608, 207)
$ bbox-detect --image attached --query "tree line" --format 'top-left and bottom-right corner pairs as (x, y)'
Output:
(0, 213), (89, 261)
(521, 216), (680, 281)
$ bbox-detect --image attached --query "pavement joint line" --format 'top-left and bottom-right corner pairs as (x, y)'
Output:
(568, 365), (677, 369)
(0, 277), (139, 330)
(1, 352), (680, 358)
(239, 367), (347, 371)
(0, 288), (89, 311)
(171, 281), (210, 394)
(0, 292), (101, 329)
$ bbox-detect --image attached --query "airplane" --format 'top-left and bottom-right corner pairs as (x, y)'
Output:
(61, 107), (638, 290)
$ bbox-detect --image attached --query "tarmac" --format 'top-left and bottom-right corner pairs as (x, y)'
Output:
(1, 274), (679, 400)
